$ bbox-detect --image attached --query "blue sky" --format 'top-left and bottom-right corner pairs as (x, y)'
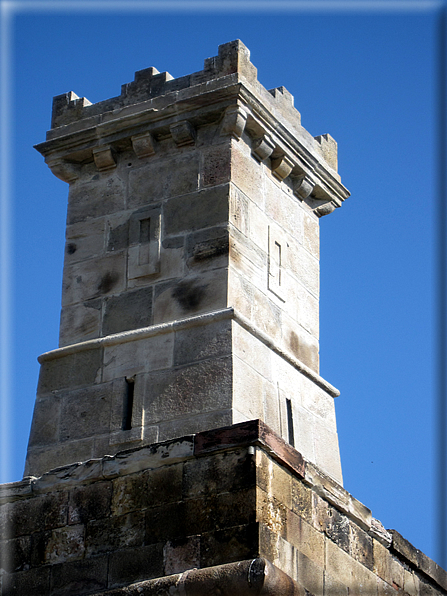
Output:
(0, 0), (445, 569)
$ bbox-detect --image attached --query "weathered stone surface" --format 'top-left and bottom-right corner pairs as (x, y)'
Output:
(110, 464), (183, 516)
(102, 286), (153, 336)
(67, 174), (125, 225)
(164, 536), (200, 574)
(143, 356), (232, 423)
(68, 481), (112, 525)
(128, 155), (199, 208)
(163, 185), (229, 236)
(174, 317), (232, 366)
(108, 544), (164, 588)
(37, 348), (101, 395)
(50, 556), (108, 596)
(85, 511), (145, 556)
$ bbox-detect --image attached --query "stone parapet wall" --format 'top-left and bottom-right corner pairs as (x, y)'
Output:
(2, 421), (446, 596)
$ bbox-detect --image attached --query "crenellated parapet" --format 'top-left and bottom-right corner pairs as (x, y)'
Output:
(36, 40), (349, 218)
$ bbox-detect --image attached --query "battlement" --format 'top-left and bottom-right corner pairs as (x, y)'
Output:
(50, 41), (297, 130)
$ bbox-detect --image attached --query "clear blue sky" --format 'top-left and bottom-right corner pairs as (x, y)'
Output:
(0, 0), (445, 569)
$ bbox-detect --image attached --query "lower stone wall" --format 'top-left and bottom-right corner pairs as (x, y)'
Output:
(1, 421), (445, 596)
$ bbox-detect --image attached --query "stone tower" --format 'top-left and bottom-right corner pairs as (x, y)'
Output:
(1, 42), (445, 596)
(26, 40), (347, 483)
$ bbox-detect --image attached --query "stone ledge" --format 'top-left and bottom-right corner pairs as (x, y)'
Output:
(37, 307), (340, 399)
(88, 558), (303, 596)
(390, 530), (447, 592)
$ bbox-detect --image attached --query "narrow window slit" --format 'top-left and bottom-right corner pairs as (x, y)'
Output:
(123, 378), (135, 431)
(286, 398), (295, 447)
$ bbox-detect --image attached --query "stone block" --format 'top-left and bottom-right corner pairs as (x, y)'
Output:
(230, 227), (267, 292)
(185, 225), (229, 271)
(247, 198), (269, 255)
(183, 489), (257, 537)
(251, 287), (282, 343)
(286, 238), (319, 298)
(256, 487), (288, 539)
(313, 422), (343, 485)
(85, 511), (145, 556)
(108, 544), (164, 588)
(202, 143), (231, 187)
(67, 174), (126, 225)
(288, 513), (324, 568)
(291, 478), (313, 526)
(183, 448), (255, 499)
(37, 348), (102, 395)
(59, 301), (101, 347)
(143, 356), (232, 424)
(163, 185), (229, 237)
(153, 269), (228, 324)
(68, 481), (112, 525)
(229, 184), (249, 236)
(102, 286), (153, 336)
(1, 492), (68, 539)
(62, 252), (126, 307)
(323, 571), (349, 596)
(27, 395), (61, 447)
(174, 318), (232, 366)
(128, 154), (199, 208)
(59, 383), (114, 442)
(265, 177), (304, 242)
(65, 217), (106, 265)
(1, 566), (50, 596)
(231, 141), (264, 208)
(233, 355), (265, 421)
(292, 404), (316, 467)
(233, 322), (273, 382)
(145, 501), (187, 544)
(110, 464), (183, 516)
(102, 333), (174, 382)
(227, 267), (253, 319)
(282, 317), (319, 371)
(297, 550), (324, 596)
(25, 438), (94, 479)
(303, 211), (320, 259)
(0, 535), (31, 573)
(350, 522), (373, 571)
(157, 409), (234, 443)
(44, 525), (85, 564)
(106, 211), (130, 253)
(50, 555), (108, 596)
(164, 536), (200, 574)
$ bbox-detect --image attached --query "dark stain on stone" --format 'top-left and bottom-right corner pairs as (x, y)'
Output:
(97, 271), (119, 295)
(172, 280), (207, 311)
(193, 237), (229, 261)
(289, 331), (300, 358)
(66, 243), (77, 255)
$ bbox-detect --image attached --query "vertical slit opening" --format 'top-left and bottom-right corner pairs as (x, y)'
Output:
(286, 398), (295, 447)
(123, 378), (135, 431)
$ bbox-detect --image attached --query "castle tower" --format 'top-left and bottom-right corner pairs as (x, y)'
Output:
(2, 42), (445, 596)
(26, 40), (348, 483)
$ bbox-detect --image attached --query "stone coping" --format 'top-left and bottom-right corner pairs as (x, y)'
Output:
(37, 307), (340, 398)
(2, 420), (445, 590)
(88, 558), (303, 596)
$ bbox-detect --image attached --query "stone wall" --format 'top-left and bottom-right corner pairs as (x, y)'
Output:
(2, 421), (446, 595)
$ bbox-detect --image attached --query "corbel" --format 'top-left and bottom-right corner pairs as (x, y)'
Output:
(314, 202), (336, 217)
(271, 154), (294, 181)
(220, 104), (248, 139)
(46, 158), (81, 184)
(170, 120), (196, 146)
(293, 175), (315, 201)
(251, 134), (275, 162)
(93, 145), (117, 172)
(131, 132), (157, 158)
